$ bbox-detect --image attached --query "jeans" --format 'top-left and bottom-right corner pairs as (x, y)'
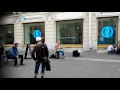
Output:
(60, 51), (64, 56)
(108, 51), (114, 54)
(34, 60), (46, 75)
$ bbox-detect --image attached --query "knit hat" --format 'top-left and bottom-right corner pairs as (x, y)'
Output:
(36, 37), (42, 41)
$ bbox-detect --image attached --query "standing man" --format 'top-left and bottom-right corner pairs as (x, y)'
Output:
(8, 42), (24, 66)
(32, 37), (49, 78)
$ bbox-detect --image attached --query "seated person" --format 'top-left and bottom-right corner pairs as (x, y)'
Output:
(55, 41), (65, 59)
(114, 44), (118, 54)
(59, 48), (65, 59)
(0, 44), (4, 61)
(117, 45), (120, 54)
(107, 45), (114, 54)
(55, 41), (61, 51)
(8, 42), (25, 66)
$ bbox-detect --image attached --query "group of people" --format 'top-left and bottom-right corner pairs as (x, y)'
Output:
(0, 37), (49, 78)
(3, 39), (120, 78)
(1, 37), (64, 78)
(107, 44), (120, 54)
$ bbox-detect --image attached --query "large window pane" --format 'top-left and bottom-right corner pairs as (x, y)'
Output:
(0, 25), (14, 44)
(56, 20), (83, 44)
(24, 23), (45, 44)
(98, 17), (118, 44)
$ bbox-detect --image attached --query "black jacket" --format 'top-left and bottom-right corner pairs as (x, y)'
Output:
(31, 43), (49, 61)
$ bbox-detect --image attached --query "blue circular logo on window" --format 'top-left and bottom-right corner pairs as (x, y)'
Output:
(101, 26), (114, 38)
(100, 12), (103, 14)
(23, 17), (27, 21)
(33, 30), (41, 38)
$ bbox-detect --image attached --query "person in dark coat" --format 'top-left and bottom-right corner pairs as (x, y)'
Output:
(32, 37), (49, 78)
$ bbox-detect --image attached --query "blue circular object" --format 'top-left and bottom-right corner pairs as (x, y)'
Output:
(100, 12), (103, 14)
(101, 26), (114, 38)
(23, 17), (27, 21)
(33, 30), (41, 38)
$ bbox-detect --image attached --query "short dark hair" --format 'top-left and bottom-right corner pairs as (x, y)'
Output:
(42, 39), (45, 43)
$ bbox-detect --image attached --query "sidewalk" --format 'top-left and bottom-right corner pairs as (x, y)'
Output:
(19, 50), (120, 61)
(1, 50), (120, 78)
(48, 50), (120, 60)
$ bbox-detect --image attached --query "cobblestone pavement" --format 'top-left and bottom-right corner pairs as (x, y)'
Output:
(0, 51), (120, 78)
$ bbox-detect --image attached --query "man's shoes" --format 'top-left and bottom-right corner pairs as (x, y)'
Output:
(14, 64), (17, 66)
(34, 76), (37, 78)
(20, 63), (25, 65)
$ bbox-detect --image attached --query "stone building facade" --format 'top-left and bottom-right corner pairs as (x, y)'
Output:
(0, 12), (119, 52)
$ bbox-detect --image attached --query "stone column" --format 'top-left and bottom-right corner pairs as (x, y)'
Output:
(91, 12), (97, 51)
(83, 12), (89, 51)
(14, 15), (24, 51)
(118, 16), (120, 43)
(45, 13), (55, 50)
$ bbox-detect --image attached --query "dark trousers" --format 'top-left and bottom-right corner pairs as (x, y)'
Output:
(0, 55), (2, 66)
(55, 51), (59, 59)
(34, 60), (46, 74)
(108, 51), (114, 54)
(10, 55), (23, 65)
(0, 55), (1, 61)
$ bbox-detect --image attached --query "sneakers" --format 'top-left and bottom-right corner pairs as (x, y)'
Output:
(34, 75), (44, 78)
(14, 64), (18, 67)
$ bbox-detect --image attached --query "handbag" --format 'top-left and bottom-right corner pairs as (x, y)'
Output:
(46, 59), (51, 71)
(40, 43), (51, 71)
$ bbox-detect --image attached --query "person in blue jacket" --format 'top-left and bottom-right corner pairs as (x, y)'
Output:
(8, 42), (24, 66)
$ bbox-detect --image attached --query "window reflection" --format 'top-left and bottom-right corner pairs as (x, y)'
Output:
(98, 17), (118, 44)
(0, 25), (14, 44)
(24, 23), (45, 44)
(56, 20), (83, 44)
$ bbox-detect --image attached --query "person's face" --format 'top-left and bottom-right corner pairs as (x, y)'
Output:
(14, 43), (18, 48)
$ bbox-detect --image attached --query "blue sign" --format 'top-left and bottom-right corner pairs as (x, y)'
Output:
(33, 30), (41, 38)
(23, 17), (27, 21)
(100, 12), (103, 14)
(101, 26), (114, 38)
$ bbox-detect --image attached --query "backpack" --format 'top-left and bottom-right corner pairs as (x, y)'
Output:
(73, 50), (80, 57)
(50, 54), (55, 58)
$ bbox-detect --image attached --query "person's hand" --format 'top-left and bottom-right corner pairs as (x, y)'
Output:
(16, 55), (19, 58)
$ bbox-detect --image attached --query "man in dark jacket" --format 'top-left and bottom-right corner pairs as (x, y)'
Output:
(32, 37), (49, 78)
(8, 42), (24, 66)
